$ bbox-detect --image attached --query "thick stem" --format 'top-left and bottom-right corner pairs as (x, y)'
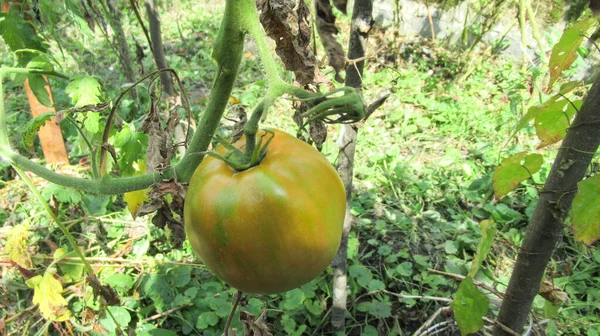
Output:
(494, 75), (600, 334)
(331, 0), (372, 331)
(0, 0), (247, 193)
(174, 0), (245, 181)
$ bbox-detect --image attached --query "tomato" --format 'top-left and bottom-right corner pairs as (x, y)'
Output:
(184, 129), (345, 294)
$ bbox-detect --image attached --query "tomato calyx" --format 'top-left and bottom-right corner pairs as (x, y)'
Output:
(299, 87), (366, 125)
(208, 130), (275, 172)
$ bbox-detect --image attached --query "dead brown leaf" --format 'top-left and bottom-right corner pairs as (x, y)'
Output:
(315, 0), (345, 83)
(87, 275), (120, 306)
(240, 309), (273, 336)
(256, 0), (326, 85)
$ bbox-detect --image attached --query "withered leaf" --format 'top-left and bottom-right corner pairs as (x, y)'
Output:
(240, 309), (273, 336)
(256, 0), (326, 85)
(87, 275), (120, 306)
(315, 0), (345, 82)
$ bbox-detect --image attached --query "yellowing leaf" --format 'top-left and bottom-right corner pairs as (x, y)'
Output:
(572, 175), (600, 245)
(124, 161), (149, 218)
(6, 224), (33, 268)
(468, 220), (496, 278)
(493, 152), (543, 199)
(547, 18), (597, 92)
(535, 99), (581, 148)
(32, 271), (72, 322)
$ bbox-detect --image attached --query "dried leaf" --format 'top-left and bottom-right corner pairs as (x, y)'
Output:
(257, 0), (326, 85)
(87, 275), (120, 306)
(240, 309), (273, 336)
(539, 281), (569, 306)
(315, 0), (345, 82)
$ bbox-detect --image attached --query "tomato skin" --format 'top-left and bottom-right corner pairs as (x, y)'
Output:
(184, 129), (345, 294)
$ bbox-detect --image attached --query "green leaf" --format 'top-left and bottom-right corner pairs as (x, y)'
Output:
(0, 8), (48, 65)
(468, 220), (496, 278)
(544, 300), (561, 319)
(172, 266), (192, 287)
(395, 262), (413, 277)
(208, 297), (231, 318)
(493, 152), (543, 199)
(104, 274), (134, 294)
(26, 54), (54, 72)
(196, 311), (219, 329)
(141, 274), (175, 312)
(82, 109), (101, 134)
(100, 306), (131, 332)
(41, 184), (81, 203)
(114, 125), (148, 175)
(548, 18), (597, 91)
(445, 240), (458, 255)
(368, 279), (386, 291)
(363, 325), (378, 336)
(452, 276), (489, 336)
(54, 248), (85, 282)
(65, 75), (102, 108)
(572, 175), (600, 245)
(283, 288), (305, 310)
(28, 74), (53, 107)
(372, 301), (392, 318)
(535, 100), (581, 148)
(349, 264), (373, 287)
(21, 111), (54, 147)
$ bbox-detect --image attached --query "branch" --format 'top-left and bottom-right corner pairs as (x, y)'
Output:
(0, 0), (247, 194)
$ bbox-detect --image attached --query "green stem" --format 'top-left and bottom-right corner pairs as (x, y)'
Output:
(64, 116), (100, 179)
(0, 0), (248, 194)
(167, 0), (246, 182)
(12, 165), (94, 277)
(525, 0), (547, 65)
(242, 101), (265, 163)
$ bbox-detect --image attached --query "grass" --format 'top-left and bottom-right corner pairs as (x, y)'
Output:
(1, 1), (599, 335)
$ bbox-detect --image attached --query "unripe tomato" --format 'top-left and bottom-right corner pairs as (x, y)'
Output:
(184, 129), (345, 294)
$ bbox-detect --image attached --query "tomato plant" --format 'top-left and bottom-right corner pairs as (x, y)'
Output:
(184, 129), (345, 294)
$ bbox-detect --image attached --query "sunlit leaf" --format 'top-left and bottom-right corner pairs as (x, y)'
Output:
(452, 276), (489, 335)
(6, 224), (32, 268)
(514, 97), (572, 135)
(572, 175), (600, 245)
(468, 220), (496, 278)
(535, 99), (581, 148)
(31, 271), (72, 322)
(547, 18), (597, 92)
(493, 152), (543, 199)
(65, 75), (102, 108)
